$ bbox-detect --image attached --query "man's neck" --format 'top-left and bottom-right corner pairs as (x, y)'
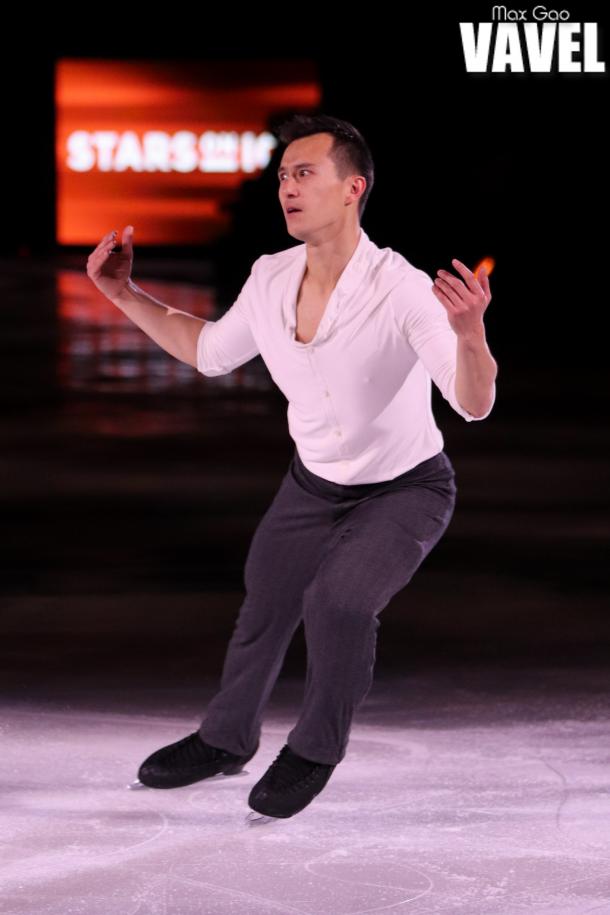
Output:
(303, 225), (362, 293)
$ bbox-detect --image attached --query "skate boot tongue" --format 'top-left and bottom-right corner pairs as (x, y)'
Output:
(247, 743), (337, 819)
(268, 746), (324, 789)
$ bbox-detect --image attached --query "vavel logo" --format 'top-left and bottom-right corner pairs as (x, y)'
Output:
(460, 7), (606, 73)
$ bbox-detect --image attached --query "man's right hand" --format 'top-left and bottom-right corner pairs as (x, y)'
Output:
(86, 225), (135, 303)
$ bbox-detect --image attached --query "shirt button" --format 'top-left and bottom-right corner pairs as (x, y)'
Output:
(324, 391), (330, 397)
(335, 429), (342, 437)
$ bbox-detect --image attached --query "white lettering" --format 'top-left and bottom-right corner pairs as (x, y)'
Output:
(66, 131), (96, 172)
(171, 132), (199, 173)
(459, 22), (495, 71)
(533, 6), (570, 21)
(113, 131), (144, 173)
(523, 22), (558, 72)
(459, 20), (605, 72)
(64, 130), (278, 173)
(492, 23), (526, 71)
(492, 6), (571, 21)
(582, 22), (606, 72)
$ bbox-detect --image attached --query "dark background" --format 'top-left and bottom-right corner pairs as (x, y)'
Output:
(5, 8), (609, 369)
(0, 6), (608, 692)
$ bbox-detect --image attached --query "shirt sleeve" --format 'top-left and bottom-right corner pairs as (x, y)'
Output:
(391, 268), (496, 422)
(196, 260), (261, 377)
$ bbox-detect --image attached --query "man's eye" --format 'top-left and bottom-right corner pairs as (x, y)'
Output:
(279, 169), (310, 180)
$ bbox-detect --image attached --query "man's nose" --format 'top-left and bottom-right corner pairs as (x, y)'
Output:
(281, 177), (299, 194)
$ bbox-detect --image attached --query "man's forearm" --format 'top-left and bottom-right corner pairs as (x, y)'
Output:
(455, 325), (498, 418)
(111, 278), (204, 368)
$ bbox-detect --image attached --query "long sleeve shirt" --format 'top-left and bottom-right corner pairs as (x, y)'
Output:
(196, 227), (496, 484)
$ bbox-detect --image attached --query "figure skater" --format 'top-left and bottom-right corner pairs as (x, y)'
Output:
(86, 113), (497, 821)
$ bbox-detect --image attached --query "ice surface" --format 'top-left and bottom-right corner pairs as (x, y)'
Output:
(1, 667), (610, 914)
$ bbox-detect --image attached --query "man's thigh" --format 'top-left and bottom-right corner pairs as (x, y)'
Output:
(302, 480), (457, 616)
(243, 468), (337, 604)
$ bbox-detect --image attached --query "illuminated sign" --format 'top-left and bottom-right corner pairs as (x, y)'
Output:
(56, 59), (321, 245)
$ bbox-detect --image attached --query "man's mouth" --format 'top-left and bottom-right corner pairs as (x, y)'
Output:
(286, 208), (302, 216)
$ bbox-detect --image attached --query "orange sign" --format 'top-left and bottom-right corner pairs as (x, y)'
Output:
(55, 58), (321, 245)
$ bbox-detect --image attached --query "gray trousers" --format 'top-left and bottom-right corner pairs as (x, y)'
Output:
(198, 446), (457, 765)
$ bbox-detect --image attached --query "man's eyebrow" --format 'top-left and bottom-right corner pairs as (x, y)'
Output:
(277, 162), (316, 175)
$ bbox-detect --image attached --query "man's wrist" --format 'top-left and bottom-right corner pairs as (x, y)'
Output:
(111, 278), (138, 308)
(457, 322), (487, 348)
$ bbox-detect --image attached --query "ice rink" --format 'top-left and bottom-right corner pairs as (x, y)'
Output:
(3, 665), (610, 914)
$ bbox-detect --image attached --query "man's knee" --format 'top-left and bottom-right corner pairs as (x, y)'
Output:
(301, 562), (388, 624)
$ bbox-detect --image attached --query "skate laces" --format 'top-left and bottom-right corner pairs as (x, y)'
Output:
(166, 732), (220, 767)
(265, 745), (327, 792)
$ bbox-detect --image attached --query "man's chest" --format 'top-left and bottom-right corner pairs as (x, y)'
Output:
(293, 279), (332, 345)
(261, 303), (417, 413)
(249, 260), (419, 402)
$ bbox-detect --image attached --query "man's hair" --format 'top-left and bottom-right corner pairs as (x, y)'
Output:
(274, 113), (375, 220)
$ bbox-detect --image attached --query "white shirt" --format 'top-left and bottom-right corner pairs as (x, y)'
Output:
(197, 227), (496, 484)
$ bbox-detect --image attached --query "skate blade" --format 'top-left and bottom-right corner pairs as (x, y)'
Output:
(245, 810), (279, 825)
(126, 779), (148, 790)
(126, 768), (249, 791)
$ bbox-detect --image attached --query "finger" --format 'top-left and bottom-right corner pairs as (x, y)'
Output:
(89, 230), (117, 260)
(450, 258), (482, 296)
(436, 270), (467, 302)
(121, 225), (134, 252)
(96, 238), (119, 260)
(478, 267), (491, 297)
(432, 282), (458, 314)
(98, 229), (117, 250)
(433, 275), (461, 310)
(88, 236), (118, 271)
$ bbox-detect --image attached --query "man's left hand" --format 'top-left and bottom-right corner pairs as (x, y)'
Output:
(432, 258), (491, 338)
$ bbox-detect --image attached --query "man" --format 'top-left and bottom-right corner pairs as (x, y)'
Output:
(87, 113), (497, 821)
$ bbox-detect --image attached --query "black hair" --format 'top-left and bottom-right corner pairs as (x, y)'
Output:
(274, 113), (375, 220)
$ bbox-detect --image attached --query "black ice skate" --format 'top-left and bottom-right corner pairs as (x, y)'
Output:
(246, 744), (336, 821)
(129, 731), (259, 789)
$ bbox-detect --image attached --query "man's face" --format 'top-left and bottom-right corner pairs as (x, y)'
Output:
(277, 132), (356, 239)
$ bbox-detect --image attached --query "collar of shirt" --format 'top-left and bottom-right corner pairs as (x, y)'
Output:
(282, 226), (372, 348)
